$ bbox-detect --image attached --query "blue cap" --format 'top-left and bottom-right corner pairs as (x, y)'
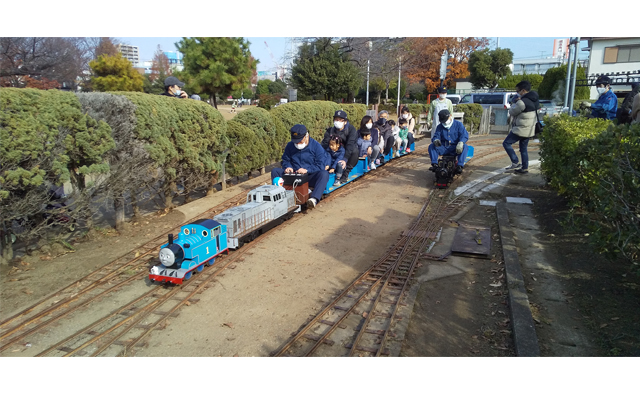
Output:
(290, 124), (308, 143)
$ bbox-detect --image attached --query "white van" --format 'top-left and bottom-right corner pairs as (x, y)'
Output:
(459, 91), (518, 110)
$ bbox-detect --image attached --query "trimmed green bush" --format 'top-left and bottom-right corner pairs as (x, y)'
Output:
(455, 104), (484, 134)
(270, 101), (341, 148)
(226, 120), (270, 177)
(540, 115), (640, 268)
(538, 65), (589, 102)
(341, 103), (367, 128)
(1, 88), (114, 261)
(112, 92), (229, 204)
(232, 107), (281, 164)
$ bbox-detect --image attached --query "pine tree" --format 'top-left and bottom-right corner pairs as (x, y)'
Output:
(89, 53), (144, 92)
(177, 37), (257, 109)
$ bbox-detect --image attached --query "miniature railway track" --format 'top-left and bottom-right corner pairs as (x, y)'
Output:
(0, 140), (508, 356)
(275, 186), (474, 356)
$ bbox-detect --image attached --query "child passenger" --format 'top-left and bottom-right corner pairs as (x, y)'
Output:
(325, 134), (346, 186)
(398, 118), (410, 153)
(357, 127), (374, 169)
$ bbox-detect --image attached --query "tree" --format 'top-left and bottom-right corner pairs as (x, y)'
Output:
(468, 48), (514, 89)
(538, 64), (590, 102)
(403, 37), (490, 93)
(257, 79), (272, 95)
(497, 73), (544, 92)
(177, 37), (257, 109)
(290, 38), (362, 101)
(89, 53), (144, 92)
(95, 37), (119, 58)
(269, 79), (287, 95)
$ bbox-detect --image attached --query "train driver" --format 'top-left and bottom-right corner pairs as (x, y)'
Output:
(271, 124), (330, 209)
(428, 109), (469, 174)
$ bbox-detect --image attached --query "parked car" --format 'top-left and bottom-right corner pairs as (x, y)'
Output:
(459, 91), (518, 110)
(447, 94), (462, 105)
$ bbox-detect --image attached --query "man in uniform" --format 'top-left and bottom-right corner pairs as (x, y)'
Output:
(428, 109), (469, 174)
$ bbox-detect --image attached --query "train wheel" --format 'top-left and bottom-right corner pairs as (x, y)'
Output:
(196, 264), (204, 272)
(184, 271), (192, 281)
(207, 258), (216, 267)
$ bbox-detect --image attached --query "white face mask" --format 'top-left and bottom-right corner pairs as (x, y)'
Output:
(334, 121), (345, 129)
(174, 89), (182, 97)
(365, 123), (372, 129)
(439, 94), (446, 100)
(295, 142), (307, 150)
(402, 114), (408, 119)
(596, 87), (606, 95)
(444, 118), (453, 129)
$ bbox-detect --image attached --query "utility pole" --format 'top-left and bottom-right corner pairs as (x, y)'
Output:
(567, 37), (581, 114)
(397, 55), (402, 116)
(366, 41), (372, 107)
(564, 40), (573, 108)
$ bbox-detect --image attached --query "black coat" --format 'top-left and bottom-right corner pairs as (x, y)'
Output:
(321, 122), (358, 158)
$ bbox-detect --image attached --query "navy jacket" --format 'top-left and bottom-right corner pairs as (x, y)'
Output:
(321, 122), (358, 159)
(281, 137), (329, 173)
(432, 120), (469, 148)
(325, 146), (345, 170)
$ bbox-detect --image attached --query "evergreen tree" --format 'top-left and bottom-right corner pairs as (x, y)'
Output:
(177, 37), (257, 109)
(290, 38), (362, 101)
(89, 53), (144, 92)
(468, 48), (514, 89)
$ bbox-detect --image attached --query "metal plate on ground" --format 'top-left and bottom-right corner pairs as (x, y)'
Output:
(506, 197), (533, 205)
(451, 225), (491, 258)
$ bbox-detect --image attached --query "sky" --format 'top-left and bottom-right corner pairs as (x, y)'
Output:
(117, 37), (589, 73)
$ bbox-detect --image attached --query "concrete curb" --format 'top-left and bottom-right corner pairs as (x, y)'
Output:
(496, 202), (540, 356)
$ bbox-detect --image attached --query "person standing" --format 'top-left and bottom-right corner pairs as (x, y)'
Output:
(617, 82), (639, 124)
(631, 92), (640, 125)
(427, 87), (453, 134)
(321, 110), (359, 184)
(271, 124), (329, 209)
(581, 76), (618, 120)
(503, 80), (540, 175)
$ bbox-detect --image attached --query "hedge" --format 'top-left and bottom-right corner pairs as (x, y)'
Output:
(1, 88), (115, 261)
(226, 119), (270, 177)
(232, 107), (282, 163)
(270, 101), (341, 146)
(540, 115), (640, 268)
(341, 103), (367, 128)
(455, 104), (484, 134)
(112, 92), (229, 204)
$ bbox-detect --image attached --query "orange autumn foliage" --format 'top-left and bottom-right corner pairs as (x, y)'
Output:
(403, 37), (489, 93)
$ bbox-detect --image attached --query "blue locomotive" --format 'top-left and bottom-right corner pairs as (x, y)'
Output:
(149, 219), (228, 284)
(149, 142), (474, 284)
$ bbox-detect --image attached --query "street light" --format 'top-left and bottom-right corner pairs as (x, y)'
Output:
(397, 55), (402, 116)
(366, 41), (372, 108)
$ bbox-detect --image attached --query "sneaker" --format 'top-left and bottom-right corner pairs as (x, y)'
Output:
(375, 159), (380, 165)
(514, 168), (529, 174)
(405, 148), (411, 153)
(455, 166), (463, 175)
(370, 162), (376, 170)
(429, 163), (438, 172)
(340, 174), (349, 183)
(505, 162), (521, 170)
(333, 180), (342, 187)
(306, 198), (317, 209)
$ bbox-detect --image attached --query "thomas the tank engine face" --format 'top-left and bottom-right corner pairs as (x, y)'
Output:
(159, 244), (184, 267)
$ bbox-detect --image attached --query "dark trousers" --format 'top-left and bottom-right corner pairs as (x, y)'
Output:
(503, 132), (530, 169)
(407, 132), (415, 148)
(383, 134), (396, 155)
(271, 168), (329, 201)
(343, 149), (359, 179)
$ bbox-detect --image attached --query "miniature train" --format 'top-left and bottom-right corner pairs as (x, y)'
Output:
(149, 142), (473, 284)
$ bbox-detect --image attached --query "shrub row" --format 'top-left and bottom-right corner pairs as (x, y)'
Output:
(454, 104), (483, 134)
(540, 115), (640, 268)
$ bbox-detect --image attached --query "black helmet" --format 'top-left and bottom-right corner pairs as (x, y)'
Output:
(595, 75), (611, 86)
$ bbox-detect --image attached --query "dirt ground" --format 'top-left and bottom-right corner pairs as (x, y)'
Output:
(2, 136), (639, 357)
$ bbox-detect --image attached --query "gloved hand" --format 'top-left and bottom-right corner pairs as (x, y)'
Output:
(456, 142), (464, 154)
(581, 101), (591, 108)
(433, 139), (441, 147)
